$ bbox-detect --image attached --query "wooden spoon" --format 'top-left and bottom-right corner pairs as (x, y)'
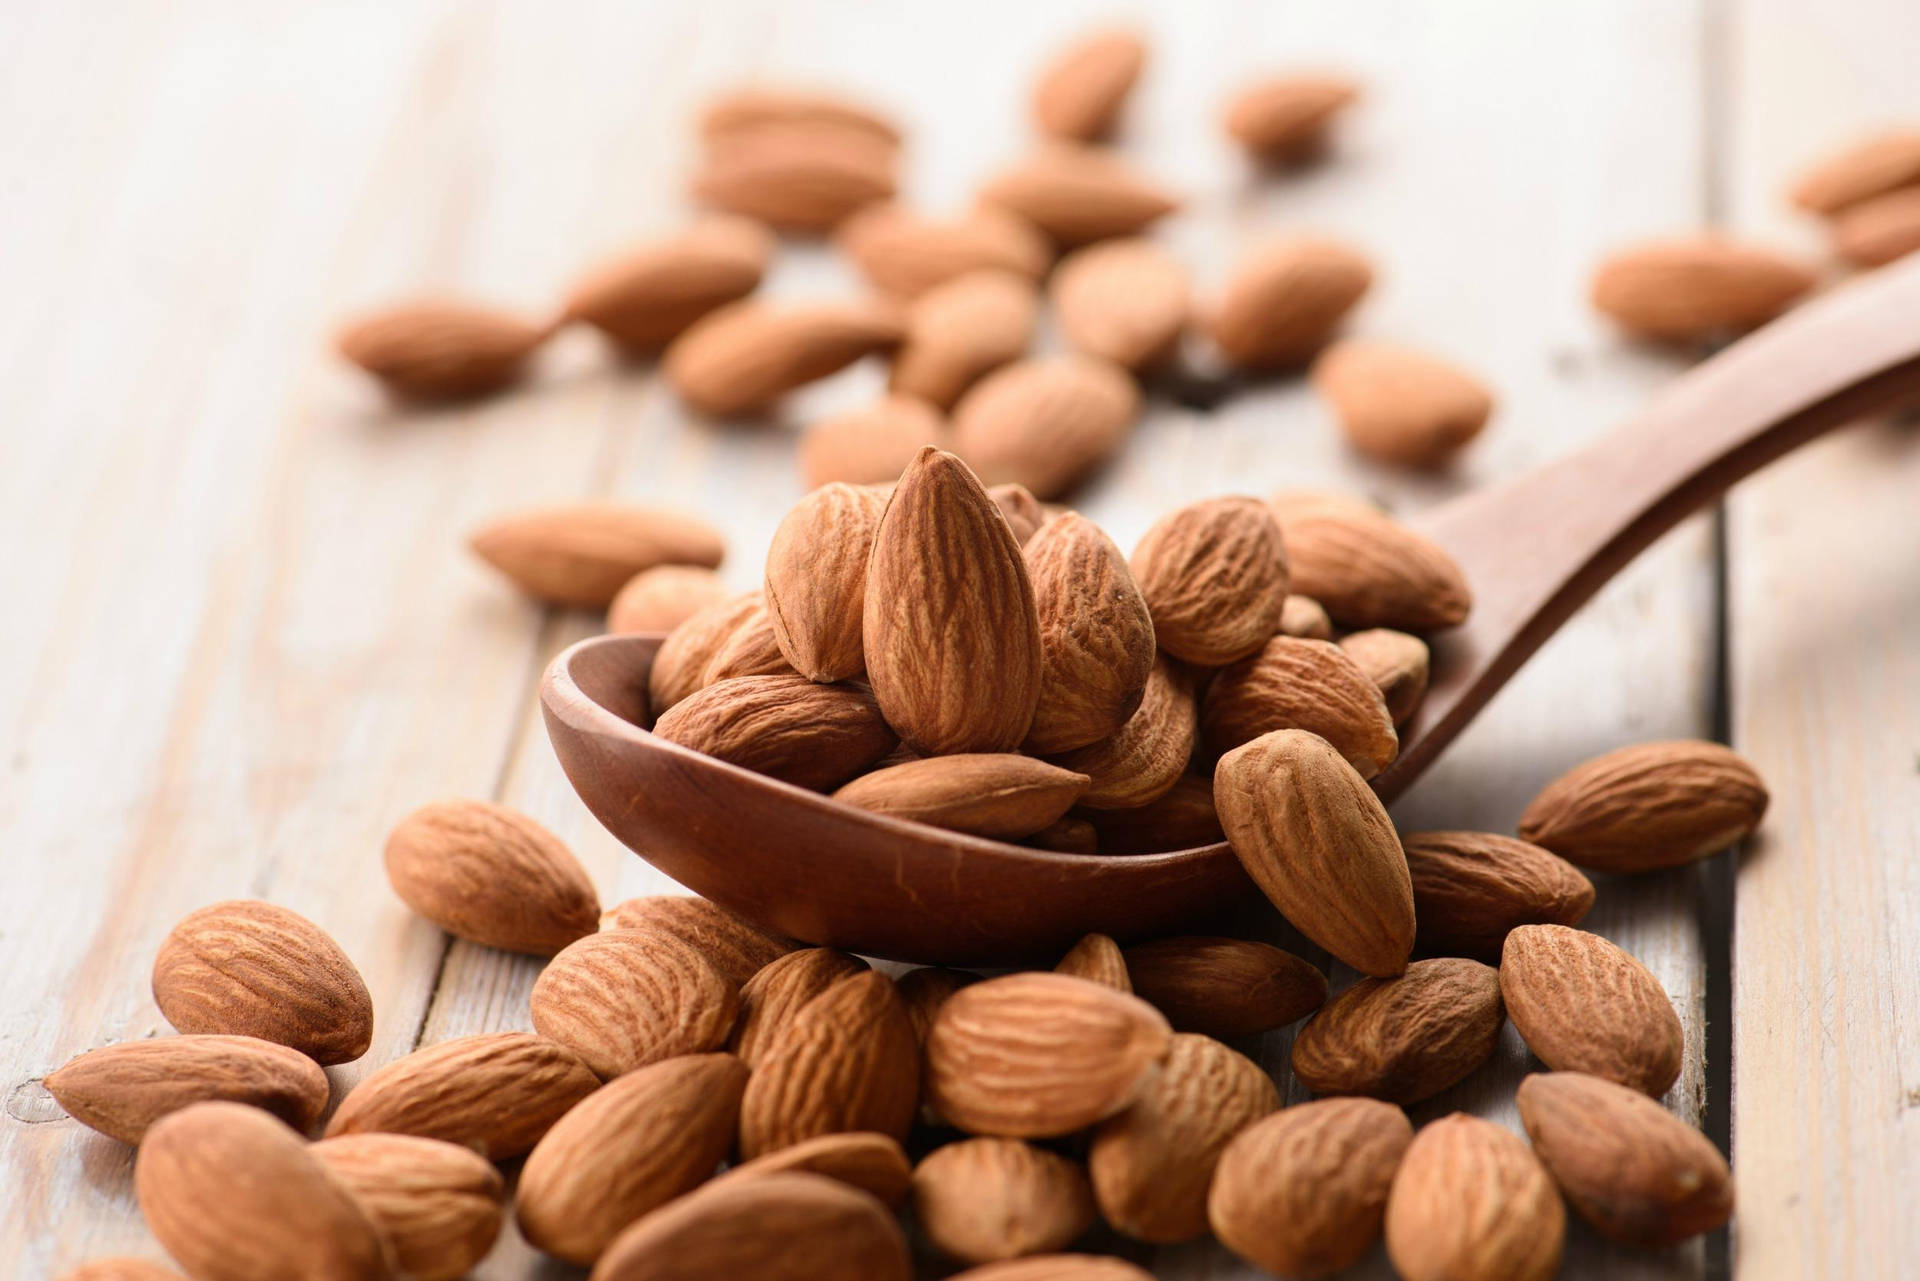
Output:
(543, 255), (1920, 964)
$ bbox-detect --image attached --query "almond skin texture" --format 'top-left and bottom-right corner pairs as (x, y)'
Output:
(765, 482), (887, 682)
(324, 1032), (598, 1158)
(712, 1131), (913, 1206)
(151, 900), (373, 1065)
(1085, 772), (1223, 853)
(1832, 186), (1920, 267)
(691, 122), (896, 231)
(652, 674), (898, 790)
(1023, 512), (1156, 752)
(1032, 28), (1146, 142)
(978, 145), (1179, 247)
(562, 217), (775, 352)
(1384, 1113), (1565, 1281)
(913, 1138), (1097, 1263)
(336, 299), (549, 400)
(799, 395), (947, 488)
(648, 591), (763, 712)
(1055, 933), (1132, 993)
(950, 354), (1139, 499)
(1209, 238), (1373, 369)
(1516, 1071), (1734, 1247)
(383, 799), (599, 956)
(664, 298), (904, 416)
(1590, 237), (1816, 342)
(1278, 504), (1473, 630)
(45, 1034), (329, 1145)
(608, 565), (731, 635)
(1215, 729), (1416, 976)
(311, 1134), (505, 1281)
(924, 972), (1173, 1137)
(1052, 654), (1197, 810)
(1090, 1034), (1279, 1243)
(1337, 628), (1430, 728)
(988, 482), (1046, 546)
(1209, 1097), (1413, 1279)
(1129, 496), (1287, 667)
(839, 205), (1050, 299)
(589, 1172), (911, 1281)
(517, 1053), (749, 1265)
(1202, 636), (1399, 777)
(136, 1103), (390, 1281)
(890, 270), (1039, 409)
(1313, 340), (1495, 469)
(696, 598), (795, 686)
(530, 929), (740, 1080)
(731, 948), (869, 1068)
(1501, 925), (1683, 1097)
(1280, 593), (1334, 639)
(833, 754), (1089, 839)
(700, 88), (901, 150)
(1789, 128), (1920, 214)
(949, 1259), (1153, 1281)
(1223, 74), (1362, 163)
(1401, 831), (1595, 961)
(1050, 238), (1189, 370)
(600, 895), (795, 986)
(863, 447), (1043, 754)
(899, 965), (982, 1126)
(1122, 936), (1327, 1039)
(1517, 739), (1769, 873)
(471, 503), (726, 609)
(1292, 958), (1505, 1105)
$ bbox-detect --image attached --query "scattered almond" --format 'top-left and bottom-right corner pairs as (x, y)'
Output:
(652, 674), (898, 790)
(1292, 958), (1505, 1105)
(1517, 739), (1769, 873)
(700, 88), (902, 150)
(1590, 237), (1816, 342)
(978, 145), (1179, 247)
(1383, 1113), (1565, 1281)
(470, 502), (726, 609)
(1054, 933), (1131, 992)
(600, 895), (794, 986)
(765, 482), (886, 682)
(648, 591), (764, 712)
(1337, 628), (1430, 728)
(839, 205), (1050, 298)
(1831, 185), (1920, 267)
(312, 1133), (505, 1281)
(1788, 127), (1920, 214)
(1129, 496), (1287, 667)
(731, 948), (869, 1068)
(1032, 28), (1147, 142)
(799, 395), (948, 488)
(1050, 238), (1189, 370)
(1208, 237), (1373, 369)
(608, 564), (731, 634)
(45, 1034), (329, 1145)
(1401, 831), (1595, 961)
(1084, 773), (1224, 853)
(913, 1138), (1096, 1263)
(1052, 655), (1196, 809)
(1024, 512), (1156, 752)
(834, 754), (1089, 839)
(562, 217), (775, 352)
(1313, 340), (1494, 468)
(1222, 73), (1362, 163)
(950, 354), (1139, 500)
(1277, 503), (1472, 630)
(890, 271), (1040, 409)
(692, 122), (896, 231)
(1279, 593), (1334, 639)
(529, 929), (740, 1079)
(666, 298), (903, 416)
(336, 299), (550, 400)
(1202, 636), (1398, 776)
(1500, 924), (1683, 1096)
(1122, 936), (1327, 1039)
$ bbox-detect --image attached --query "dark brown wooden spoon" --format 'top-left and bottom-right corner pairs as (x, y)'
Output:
(543, 255), (1920, 964)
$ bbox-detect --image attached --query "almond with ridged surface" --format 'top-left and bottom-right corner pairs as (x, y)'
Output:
(1277, 504), (1472, 630)
(1291, 958), (1504, 1105)
(1052, 654), (1196, 810)
(470, 503), (725, 609)
(600, 894), (794, 985)
(665, 298), (903, 416)
(730, 948), (868, 1068)
(1054, 933), (1130, 992)
(912, 1138), (1096, 1263)
(834, 754), (1088, 839)
(1500, 925), (1683, 1097)
(1280, 593), (1334, 639)
(647, 591), (762, 713)
(1337, 627), (1430, 727)
(1517, 739), (1768, 873)
(652, 674), (896, 790)
(1024, 511), (1155, 752)
(530, 929), (739, 1080)
(562, 217), (774, 352)
(1122, 936), (1327, 1038)
(1384, 1113), (1564, 1281)
(711, 1131), (912, 1206)
(1202, 635), (1398, 776)
(1129, 496), (1286, 667)
(312, 1134), (504, 1281)
(45, 1034), (328, 1145)
(765, 482), (886, 682)
(1402, 830), (1594, 961)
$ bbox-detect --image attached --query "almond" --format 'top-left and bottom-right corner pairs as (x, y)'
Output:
(833, 754), (1089, 839)
(45, 1034), (329, 1145)
(57, 1261), (185, 1281)
(898, 965), (982, 1126)
(1051, 238), (1188, 369)
(470, 503), (726, 609)
(712, 1131), (913, 1206)
(949, 1259), (1153, 1281)
(1032, 28), (1146, 141)
(335, 299), (549, 401)
(1516, 739), (1769, 873)
(1831, 185), (1920, 267)
(890, 271), (1039, 409)
(1122, 936), (1327, 1039)
(1401, 831), (1595, 961)
(1515, 1071), (1734, 1247)
(1222, 73), (1362, 162)
(1313, 340), (1494, 468)
(731, 948), (869, 1068)
(1500, 925), (1683, 1096)
(1090, 1034), (1278, 1243)
(311, 1134), (505, 1281)
(700, 88), (901, 150)
(1337, 628), (1430, 728)
(1383, 1113), (1565, 1281)
(1277, 504), (1472, 630)
(1590, 237), (1816, 342)
(692, 122), (896, 231)
(592, 1174), (909, 1281)
(136, 1103), (389, 1281)
(1280, 593), (1334, 639)
(530, 929), (740, 1079)
(950, 354), (1139, 499)
(1052, 654), (1196, 809)
(1054, 933), (1131, 991)
(382, 799), (599, 956)
(799, 395), (947, 488)
(839, 205), (1050, 298)
(1028, 816), (1099, 853)
(1208, 237), (1373, 369)
(989, 481), (1049, 547)
(1201, 636), (1398, 776)
(517, 1054), (749, 1265)
(1291, 958), (1504, 1104)
(600, 895), (795, 986)
(765, 482), (887, 681)
(325, 1033), (597, 1157)
(648, 591), (763, 712)
(924, 972), (1172, 1137)
(562, 217), (775, 352)
(697, 598), (796, 686)
(1084, 773), (1223, 853)
(608, 565), (731, 635)
(1129, 496), (1288, 667)
(151, 900), (373, 1065)
(913, 1138), (1096, 1263)
(1214, 729), (1415, 976)
(651, 674), (898, 790)
(863, 447), (1044, 754)
(1023, 512), (1156, 752)
(664, 298), (904, 417)
(977, 145), (1179, 247)
(1209, 1097), (1413, 1278)
(1788, 127), (1920, 214)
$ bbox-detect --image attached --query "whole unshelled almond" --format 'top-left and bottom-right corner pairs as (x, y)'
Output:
(765, 482), (886, 682)
(1033, 819), (1098, 853)
(799, 395), (947, 488)
(648, 591), (762, 712)
(1051, 238), (1189, 370)
(924, 972), (1172, 1137)
(1788, 127), (1920, 214)
(1500, 925), (1683, 1097)
(1089, 1033), (1279, 1243)
(898, 965), (981, 1126)
(470, 503), (725, 609)
(891, 271), (1039, 409)
(1032, 28), (1147, 142)
(312, 1133), (505, 1281)
(1590, 237), (1816, 342)
(1055, 933), (1131, 992)
(863, 448), (1043, 754)
(336, 299), (550, 401)
(57, 1260), (185, 1281)
(1023, 512), (1155, 753)
(601, 894), (795, 986)
(1291, 958), (1504, 1105)
(651, 674), (898, 790)
(692, 123), (895, 231)
(697, 596), (795, 686)
(45, 1034), (329, 1145)
(1384, 1113), (1564, 1281)
(1831, 186), (1920, 267)
(517, 1053), (749, 1265)
(1222, 73), (1362, 163)
(1084, 772), (1223, 853)
(665, 298), (903, 417)
(136, 1103), (388, 1281)
(1122, 936), (1327, 1039)
(1313, 340), (1494, 469)
(700, 88), (901, 150)
(1129, 496), (1287, 667)
(1517, 739), (1769, 873)
(151, 900), (373, 1065)
(912, 1138), (1096, 1263)
(731, 948), (868, 1068)
(1278, 504), (1472, 630)
(325, 1032), (598, 1157)
(1516, 1071), (1734, 1247)
(712, 1131), (913, 1206)
(949, 1259), (1153, 1281)
(608, 564), (730, 635)
(1052, 654), (1196, 810)
(1401, 831), (1595, 961)
(562, 217), (775, 352)
(834, 754), (1089, 839)
(1202, 636), (1398, 777)
(1337, 628), (1430, 728)
(839, 205), (1051, 298)
(530, 929), (739, 1080)
(978, 145), (1179, 247)
(1215, 729), (1415, 976)
(1208, 238), (1373, 369)
(991, 482), (1048, 547)
(951, 354), (1139, 500)
(1209, 1097), (1413, 1279)
(383, 799), (599, 956)
(1280, 593), (1334, 639)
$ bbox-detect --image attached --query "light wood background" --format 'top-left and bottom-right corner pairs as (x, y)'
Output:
(2, 1), (1914, 1278)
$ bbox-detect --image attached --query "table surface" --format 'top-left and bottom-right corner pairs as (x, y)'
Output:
(3, 1), (1916, 1278)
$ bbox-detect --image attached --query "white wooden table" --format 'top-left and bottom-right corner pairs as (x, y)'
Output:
(2, 2), (1915, 1278)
